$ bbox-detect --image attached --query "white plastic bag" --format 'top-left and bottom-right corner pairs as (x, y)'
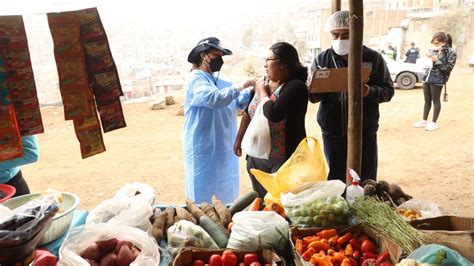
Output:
(227, 211), (289, 254)
(58, 224), (160, 266)
(86, 183), (155, 231)
(398, 198), (442, 219)
(242, 99), (271, 159)
(167, 220), (218, 249)
(281, 180), (349, 227)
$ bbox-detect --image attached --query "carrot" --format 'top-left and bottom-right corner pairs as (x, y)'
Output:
(302, 247), (316, 261)
(317, 229), (337, 239)
(337, 232), (352, 245)
(308, 240), (329, 252)
(248, 197), (262, 211)
(295, 239), (304, 254)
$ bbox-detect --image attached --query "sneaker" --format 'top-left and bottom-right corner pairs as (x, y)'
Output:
(413, 120), (428, 128)
(425, 121), (439, 131)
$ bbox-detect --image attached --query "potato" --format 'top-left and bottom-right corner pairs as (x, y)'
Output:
(96, 238), (118, 254)
(114, 240), (133, 254)
(117, 244), (134, 266)
(100, 252), (117, 266)
(80, 243), (102, 261)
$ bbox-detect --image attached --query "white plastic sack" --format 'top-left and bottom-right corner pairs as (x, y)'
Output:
(242, 98), (271, 159)
(227, 211), (289, 254)
(398, 198), (442, 219)
(86, 194), (153, 232)
(281, 181), (349, 227)
(58, 224), (160, 266)
(167, 220), (218, 249)
(115, 182), (156, 205)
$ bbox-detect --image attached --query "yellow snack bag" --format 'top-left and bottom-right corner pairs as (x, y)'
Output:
(251, 137), (328, 201)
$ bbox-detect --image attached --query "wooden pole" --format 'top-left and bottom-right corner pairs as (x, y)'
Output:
(332, 0), (341, 13)
(347, 1), (364, 184)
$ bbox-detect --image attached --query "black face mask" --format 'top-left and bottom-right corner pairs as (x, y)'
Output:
(208, 56), (224, 72)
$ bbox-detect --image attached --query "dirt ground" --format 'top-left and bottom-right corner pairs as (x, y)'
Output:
(22, 67), (473, 216)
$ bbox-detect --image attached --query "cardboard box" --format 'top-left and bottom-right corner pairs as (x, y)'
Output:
(410, 216), (474, 262)
(290, 225), (403, 264)
(309, 67), (371, 93)
(173, 248), (285, 266)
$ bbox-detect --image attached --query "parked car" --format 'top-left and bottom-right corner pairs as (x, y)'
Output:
(382, 54), (425, 90)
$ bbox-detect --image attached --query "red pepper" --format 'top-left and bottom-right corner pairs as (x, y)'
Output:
(362, 252), (378, 260)
(380, 263), (394, 266)
(376, 251), (390, 264)
(361, 258), (379, 266)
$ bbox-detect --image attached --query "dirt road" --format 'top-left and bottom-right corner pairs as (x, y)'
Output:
(23, 67), (473, 216)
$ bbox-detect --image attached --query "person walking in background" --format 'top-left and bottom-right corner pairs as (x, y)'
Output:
(183, 37), (255, 203)
(405, 42), (420, 63)
(0, 135), (39, 197)
(413, 32), (457, 131)
(234, 42), (308, 198)
(309, 10), (394, 183)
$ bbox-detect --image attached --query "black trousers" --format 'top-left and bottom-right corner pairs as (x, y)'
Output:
(322, 133), (378, 183)
(6, 170), (30, 197)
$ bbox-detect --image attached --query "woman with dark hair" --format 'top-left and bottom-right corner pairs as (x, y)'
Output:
(414, 32), (457, 131)
(234, 42), (309, 198)
(184, 37), (255, 203)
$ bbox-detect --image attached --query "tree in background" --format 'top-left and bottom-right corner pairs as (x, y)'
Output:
(434, 8), (469, 47)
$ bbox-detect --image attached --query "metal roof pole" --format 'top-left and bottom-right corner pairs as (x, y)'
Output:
(347, 0), (364, 184)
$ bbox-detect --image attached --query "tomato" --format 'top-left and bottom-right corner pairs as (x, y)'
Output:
(249, 262), (261, 266)
(210, 254), (223, 266)
(244, 253), (259, 266)
(193, 259), (205, 266)
(348, 238), (360, 251)
(222, 250), (238, 266)
(360, 239), (377, 254)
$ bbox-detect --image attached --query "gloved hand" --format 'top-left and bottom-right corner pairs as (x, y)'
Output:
(236, 78), (256, 91)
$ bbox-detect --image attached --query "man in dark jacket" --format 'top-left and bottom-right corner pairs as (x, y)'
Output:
(405, 42), (420, 63)
(309, 10), (394, 183)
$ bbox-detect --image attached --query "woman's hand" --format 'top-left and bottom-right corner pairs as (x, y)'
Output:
(430, 55), (438, 62)
(237, 78), (256, 91)
(233, 140), (242, 157)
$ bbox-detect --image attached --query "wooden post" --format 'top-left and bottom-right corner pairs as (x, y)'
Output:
(332, 0), (341, 13)
(347, 1), (364, 184)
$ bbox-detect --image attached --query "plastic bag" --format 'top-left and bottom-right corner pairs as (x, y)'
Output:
(281, 180), (349, 227)
(251, 137), (327, 200)
(167, 220), (218, 250)
(405, 244), (473, 265)
(227, 211), (289, 254)
(242, 99), (271, 159)
(58, 223), (160, 266)
(86, 195), (153, 232)
(115, 182), (156, 205)
(397, 198), (442, 220)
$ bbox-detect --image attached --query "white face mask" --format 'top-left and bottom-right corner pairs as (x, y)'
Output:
(332, 39), (350, 56)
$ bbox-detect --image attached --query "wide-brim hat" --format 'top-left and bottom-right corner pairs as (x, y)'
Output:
(187, 37), (232, 63)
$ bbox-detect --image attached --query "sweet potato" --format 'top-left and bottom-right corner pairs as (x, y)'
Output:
(201, 202), (229, 235)
(96, 238), (118, 254)
(175, 206), (197, 224)
(100, 252), (117, 266)
(117, 244), (134, 266)
(212, 195), (231, 227)
(114, 240), (133, 254)
(151, 211), (168, 242)
(80, 243), (102, 261)
(186, 198), (206, 220)
(164, 207), (175, 232)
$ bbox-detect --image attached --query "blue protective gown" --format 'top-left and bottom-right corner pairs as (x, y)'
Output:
(184, 70), (251, 204)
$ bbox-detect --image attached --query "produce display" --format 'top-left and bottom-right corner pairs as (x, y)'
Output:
(351, 197), (430, 254)
(79, 238), (141, 266)
(286, 196), (349, 227)
(293, 228), (393, 266)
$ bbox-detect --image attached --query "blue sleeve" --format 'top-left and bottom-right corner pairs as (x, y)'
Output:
(0, 135), (39, 168)
(189, 77), (240, 109)
(235, 88), (252, 110)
